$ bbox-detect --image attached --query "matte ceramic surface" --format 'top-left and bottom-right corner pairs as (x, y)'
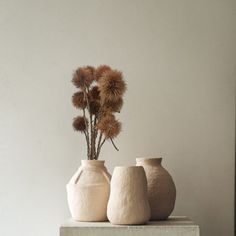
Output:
(136, 158), (176, 220)
(66, 160), (111, 221)
(107, 166), (151, 225)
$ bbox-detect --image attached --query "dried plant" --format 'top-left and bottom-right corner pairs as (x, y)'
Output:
(73, 116), (88, 132)
(71, 65), (127, 160)
(72, 91), (87, 109)
(72, 67), (94, 88)
(103, 97), (123, 113)
(97, 114), (121, 139)
(98, 70), (126, 103)
(95, 65), (111, 81)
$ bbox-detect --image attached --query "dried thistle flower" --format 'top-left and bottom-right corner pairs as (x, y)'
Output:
(89, 86), (100, 100)
(73, 116), (88, 132)
(72, 91), (87, 109)
(99, 70), (126, 103)
(103, 97), (123, 112)
(89, 100), (101, 115)
(97, 114), (121, 139)
(86, 66), (95, 76)
(72, 67), (93, 88)
(71, 65), (126, 160)
(95, 65), (111, 81)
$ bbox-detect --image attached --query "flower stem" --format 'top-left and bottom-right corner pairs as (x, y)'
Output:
(83, 87), (93, 160)
(110, 138), (119, 151)
(82, 108), (90, 159)
(97, 137), (106, 159)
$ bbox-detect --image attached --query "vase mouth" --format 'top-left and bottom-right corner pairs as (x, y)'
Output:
(114, 166), (144, 170)
(136, 157), (162, 165)
(81, 159), (105, 166)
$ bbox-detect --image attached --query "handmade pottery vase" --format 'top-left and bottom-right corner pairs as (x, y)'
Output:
(107, 166), (151, 225)
(66, 160), (111, 221)
(136, 158), (176, 220)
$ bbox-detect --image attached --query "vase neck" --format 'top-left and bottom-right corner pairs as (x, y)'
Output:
(81, 160), (105, 167)
(136, 158), (162, 166)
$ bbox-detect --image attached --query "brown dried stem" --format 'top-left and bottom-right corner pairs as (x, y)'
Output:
(93, 116), (98, 159)
(83, 87), (93, 159)
(96, 132), (103, 159)
(97, 137), (106, 159)
(110, 138), (119, 151)
(83, 130), (89, 158)
(82, 108), (90, 159)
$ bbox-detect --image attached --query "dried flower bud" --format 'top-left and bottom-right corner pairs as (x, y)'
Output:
(72, 91), (87, 109)
(97, 114), (121, 139)
(99, 70), (126, 103)
(72, 66), (94, 88)
(73, 116), (87, 132)
(89, 86), (100, 100)
(86, 66), (95, 77)
(95, 65), (111, 81)
(103, 97), (123, 113)
(89, 100), (101, 115)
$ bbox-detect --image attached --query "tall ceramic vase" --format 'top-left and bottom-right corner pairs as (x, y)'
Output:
(66, 160), (111, 221)
(136, 158), (176, 220)
(107, 166), (151, 225)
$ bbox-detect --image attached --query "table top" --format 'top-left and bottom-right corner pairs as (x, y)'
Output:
(61, 216), (199, 228)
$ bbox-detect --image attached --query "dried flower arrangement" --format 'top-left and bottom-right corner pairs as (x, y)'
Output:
(71, 65), (127, 160)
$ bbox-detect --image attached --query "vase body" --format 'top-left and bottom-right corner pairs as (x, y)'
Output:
(136, 158), (176, 220)
(66, 160), (111, 221)
(107, 166), (151, 225)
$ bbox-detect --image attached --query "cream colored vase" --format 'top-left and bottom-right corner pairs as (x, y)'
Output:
(107, 166), (151, 225)
(66, 160), (111, 221)
(136, 158), (176, 220)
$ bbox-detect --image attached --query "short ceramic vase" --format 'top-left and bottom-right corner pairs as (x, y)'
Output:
(66, 160), (111, 221)
(107, 166), (151, 225)
(136, 158), (176, 220)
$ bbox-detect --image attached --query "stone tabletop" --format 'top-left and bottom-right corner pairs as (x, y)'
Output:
(60, 216), (200, 236)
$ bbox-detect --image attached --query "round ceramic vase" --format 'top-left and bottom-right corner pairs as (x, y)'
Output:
(136, 158), (176, 220)
(107, 166), (151, 225)
(66, 160), (111, 221)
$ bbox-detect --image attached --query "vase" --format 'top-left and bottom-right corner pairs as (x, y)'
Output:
(66, 160), (111, 221)
(136, 158), (176, 220)
(107, 166), (151, 225)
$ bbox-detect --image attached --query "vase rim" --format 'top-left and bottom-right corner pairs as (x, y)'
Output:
(81, 159), (105, 166)
(136, 157), (162, 161)
(136, 157), (162, 165)
(114, 165), (143, 169)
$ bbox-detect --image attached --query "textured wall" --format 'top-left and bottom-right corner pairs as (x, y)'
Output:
(0, 0), (235, 236)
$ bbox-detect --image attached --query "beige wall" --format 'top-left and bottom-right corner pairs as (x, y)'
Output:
(0, 0), (235, 236)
